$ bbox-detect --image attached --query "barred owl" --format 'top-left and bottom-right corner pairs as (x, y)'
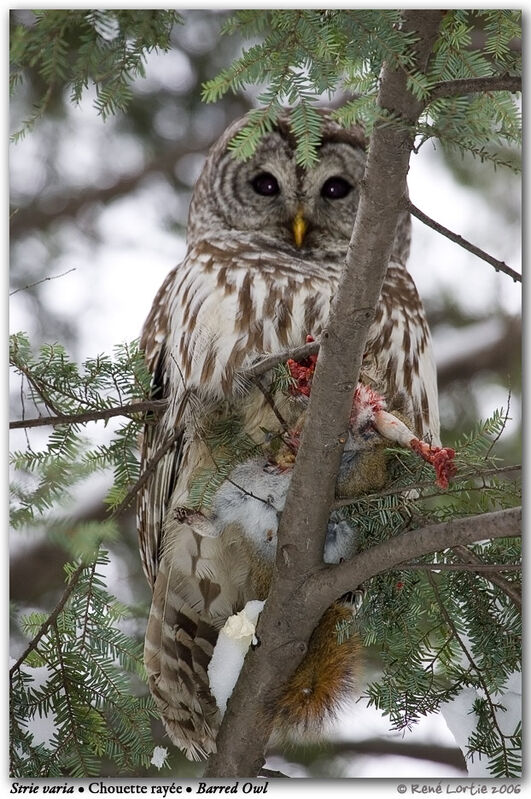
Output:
(137, 109), (440, 760)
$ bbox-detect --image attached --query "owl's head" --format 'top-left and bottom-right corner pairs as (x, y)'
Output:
(186, 108), (410, 263)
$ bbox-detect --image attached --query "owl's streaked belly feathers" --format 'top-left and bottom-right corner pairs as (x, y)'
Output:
(165, 241), (333, 403)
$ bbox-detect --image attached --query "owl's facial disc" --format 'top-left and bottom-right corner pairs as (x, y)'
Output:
(197, 129), (367, 254)
(291, 175), (354, 247)
(249, 170), (310, 247)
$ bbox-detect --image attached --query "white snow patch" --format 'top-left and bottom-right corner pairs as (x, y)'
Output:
(150, 745), (169, 770)
(207, 600), (265, 715)
(27, 712), (58, 749)
(440, 670), (522, 777)
(10, 660), (58, 748)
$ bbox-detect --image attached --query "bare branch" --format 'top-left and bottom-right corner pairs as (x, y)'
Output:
(486, 391), (511, 459)
(9, 268), (77, 296)
(408, 201), (521, 283)
(428, 76), (521, 104)
(9, 399), (167, 430)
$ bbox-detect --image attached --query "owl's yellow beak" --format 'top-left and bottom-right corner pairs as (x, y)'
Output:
(292, 211), (308, 248)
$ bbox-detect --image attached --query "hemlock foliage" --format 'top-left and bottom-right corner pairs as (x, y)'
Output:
(10, 552), (158, 777)
(200, 9), (521, 168)
(334, 413), (521, 779)
(9, 334), (152, 526)
(10, 10), (182, 140)
(9, 335), (522, 777)
(10, 9), (521, 778)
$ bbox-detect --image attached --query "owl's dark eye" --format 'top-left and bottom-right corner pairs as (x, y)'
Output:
(251, 172), (280, 196)
(321, 176), (352, 199)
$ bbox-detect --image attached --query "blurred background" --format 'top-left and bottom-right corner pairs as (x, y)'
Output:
(9, 9), (521, 779)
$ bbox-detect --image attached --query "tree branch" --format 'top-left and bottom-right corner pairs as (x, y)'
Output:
(204, 10), (447, 778)
(428, 76), (521, 104)
(244, 339), (320, 380)
(9, 399), (167, 430)
(259, 768), (290, 779)
(408, 201), (522, 283)
(9, 562), (85, 678)
(10, 309), (523, 432)
(426, 570), (514, 752)
(451, 544), (521, 610)
(333, 464), (521, 508)
(401, 562), (520, 573)
(208, 501), (520, 777)
(436, 316), (521, 387)
(269, 738), (467, 771)
(9, 407), (187, 673)
(9, 267), (77, 296)
(305, 507), (521, 613)
(9, 343), (320, 430)
(400, 562), (520, 572)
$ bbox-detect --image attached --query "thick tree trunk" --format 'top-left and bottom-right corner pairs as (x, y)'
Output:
(205, 11), (447, 778)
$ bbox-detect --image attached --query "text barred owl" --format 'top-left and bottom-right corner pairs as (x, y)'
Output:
(137, 109), (440, 760)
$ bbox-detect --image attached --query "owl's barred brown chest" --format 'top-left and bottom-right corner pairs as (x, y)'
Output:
(138, 109), (440, 761)
(147, 240), (435, 433)
(168, 240), (336, 395)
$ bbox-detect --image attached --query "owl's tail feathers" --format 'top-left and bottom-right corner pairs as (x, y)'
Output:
(272, 601), (362, 740)
(144, 560), (220, 761)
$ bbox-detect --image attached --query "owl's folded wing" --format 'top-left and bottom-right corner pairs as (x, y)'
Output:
(137, 265), (185, 589)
